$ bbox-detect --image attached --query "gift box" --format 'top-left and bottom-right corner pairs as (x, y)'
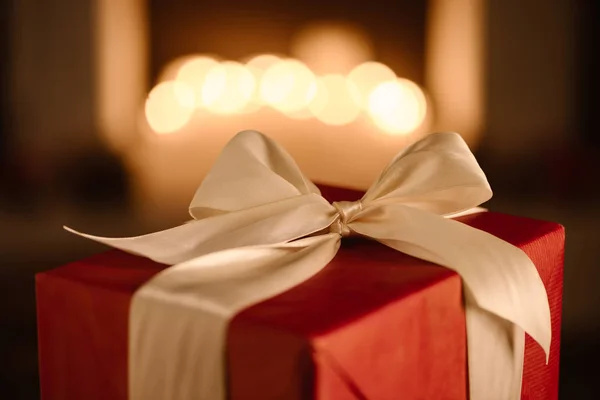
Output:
(36, 185), (564, 400)
(36, 132), (564, 399)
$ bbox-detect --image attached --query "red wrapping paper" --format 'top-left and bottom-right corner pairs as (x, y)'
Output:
(36, 187), (564, 400)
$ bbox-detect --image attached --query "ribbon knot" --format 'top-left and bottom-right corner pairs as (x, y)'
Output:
(331, 200), (362, 237)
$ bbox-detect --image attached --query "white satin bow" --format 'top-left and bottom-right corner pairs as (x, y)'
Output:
(67, 130), (551, 400)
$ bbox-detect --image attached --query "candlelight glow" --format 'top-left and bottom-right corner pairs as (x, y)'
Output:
(259, 59), (317, 114)
(291, 22), (373, 75)
(145, 52), (429, 136)
(347, 62), (397, 110)
(242, 54), (283, 112)
(158, 55), (201, 82)
(309, 75), (361, 126)
(244, 54), (283, 96)
(175, 56), (220, 108)
(367, 78), (427, 135)
(145, 81), (195, 134)
(201, 61), (256, 114)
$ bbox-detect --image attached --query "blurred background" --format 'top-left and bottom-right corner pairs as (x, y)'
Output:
(1, 0), (598, 398)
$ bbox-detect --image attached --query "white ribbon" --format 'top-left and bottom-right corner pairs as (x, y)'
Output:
(67, 130), (551, 400)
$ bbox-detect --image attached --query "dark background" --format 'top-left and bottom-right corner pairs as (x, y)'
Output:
(1, 0), (599, 398)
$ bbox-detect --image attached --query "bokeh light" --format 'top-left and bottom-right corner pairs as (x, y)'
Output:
(158, 55), (203, 83)
(309, 75), (361, 126)
(201, 61), (255, 114)
(259, 59), (317, 114)
(242, 54), (283, 112)
(347, 62), (397, 110)
(145, 81), (195, 134)
(244, 54), (283, 98)
(367, 78), (427, 135)
(175, 56), (220, 108)
(146, 49), (427, 136)
(291, 22), (373, 75)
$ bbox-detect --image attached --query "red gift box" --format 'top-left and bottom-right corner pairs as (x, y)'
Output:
(36, 187), (564, 400)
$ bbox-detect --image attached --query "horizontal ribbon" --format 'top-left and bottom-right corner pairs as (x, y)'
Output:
(67, 130), (551, 400)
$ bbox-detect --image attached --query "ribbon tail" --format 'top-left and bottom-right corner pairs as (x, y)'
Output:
(464, 288), (526, 400)
(65, 194), (336, 265)
(129, 233), (341, 400)
(350, 204), (551, 400)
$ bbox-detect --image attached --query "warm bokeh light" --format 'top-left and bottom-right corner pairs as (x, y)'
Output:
(158, 55), (202, 82)
(309, 75), (361, 126)
(201, 61), (255, 114)
(259, 59), (317, 114)
(145, 81), (195, 134)
(175, 56), (220, 108)
(146, 52), (427, 135)
(367, 78), (427, 135)
(347, 62), (397, 110)
(291, 22), (373, 75)
(244, 54), (283, 88)
(242, 54), (283, 112)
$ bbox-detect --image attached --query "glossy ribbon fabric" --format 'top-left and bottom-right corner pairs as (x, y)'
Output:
(67, 131), (551, 400)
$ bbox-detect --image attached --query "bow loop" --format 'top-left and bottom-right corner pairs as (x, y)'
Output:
(361, 132), (492, 216)
(189, 130), (320, 220)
